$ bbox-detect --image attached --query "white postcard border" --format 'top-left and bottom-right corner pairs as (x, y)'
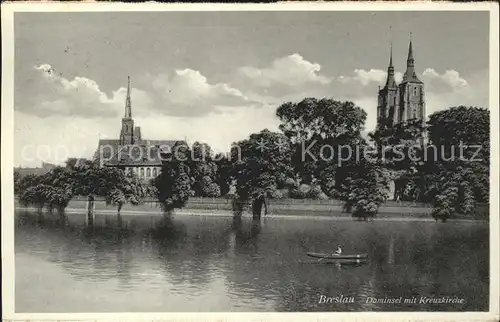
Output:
(1, 2), (499, 322)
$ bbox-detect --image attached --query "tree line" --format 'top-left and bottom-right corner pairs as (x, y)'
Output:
(14, 99), (489, 222)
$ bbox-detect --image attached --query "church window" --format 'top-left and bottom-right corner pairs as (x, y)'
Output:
(147, 168), (151, 177)
(413, 87), (417, 96)
(140, 167), (144, 177)
(153, 168), (158, 177)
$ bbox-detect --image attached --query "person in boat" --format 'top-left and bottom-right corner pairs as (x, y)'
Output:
(333, 245), (342, 256)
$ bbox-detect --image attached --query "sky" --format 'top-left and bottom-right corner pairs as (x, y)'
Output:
(13, 10), (490, 167)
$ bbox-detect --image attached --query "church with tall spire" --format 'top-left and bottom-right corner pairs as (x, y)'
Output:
(94, 77), (183, 180)
(377, 36), (426, 128)
(119, 76), (142, 145)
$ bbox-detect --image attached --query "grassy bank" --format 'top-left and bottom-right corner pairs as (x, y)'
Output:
(14, 197), (489, 221)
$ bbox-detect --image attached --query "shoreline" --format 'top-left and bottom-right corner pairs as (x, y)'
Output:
(14, 206), (489, 224)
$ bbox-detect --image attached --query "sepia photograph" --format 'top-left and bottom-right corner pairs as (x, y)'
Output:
(1, 2), (499, 321)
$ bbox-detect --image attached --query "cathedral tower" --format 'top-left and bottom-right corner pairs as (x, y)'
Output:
(376, 36), (426, 128)
(377, 44), (400, 126)
(120, 76), (135, 145)
(398, 37), (426, 126)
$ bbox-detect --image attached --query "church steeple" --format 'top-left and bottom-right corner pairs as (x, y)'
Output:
(124, 76), (132, 119)
(389, 43), (393, 67)
(402, 33), (422, 83)
(120, 76), (135, 145)
(407, 35), (415, 67)
(385, 43), (397, 88)
(377, 36), (425, 131)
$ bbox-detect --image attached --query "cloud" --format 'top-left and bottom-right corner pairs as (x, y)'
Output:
(324, 68), (487, 132)
(338, 69), (403, 86)
(13, 57), (489, 166)
(14, 110), (120, 167)
(144, 69), (258, 117)
(421, 68), (469, 92)
(338, 68), (474, 96)
(17, 64), (152, 119)
(235, 54), (332, 101)
(239, 54), (331, 88)
(339, 69), (409, 87)
(18, 64), (259, 119)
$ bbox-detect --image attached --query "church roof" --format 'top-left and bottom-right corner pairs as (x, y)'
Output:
(384, 44), (398, 89)
(94, 77), (187, 167)
(401, 71), (423, 84)
(15, 163), (57, 178)
(97, 140), (186, 166)
(401, 39), (423, 84)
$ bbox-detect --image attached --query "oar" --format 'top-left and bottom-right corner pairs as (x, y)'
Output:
(317, 254), (334, 263)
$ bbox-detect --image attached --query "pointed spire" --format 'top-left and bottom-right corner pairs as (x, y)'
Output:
(125, 76), (132, 118)
(402, 33), (421, 83)
(407, 32), (414, 67)
(389, 43), (393, 67)
(384, 43), (396, 88)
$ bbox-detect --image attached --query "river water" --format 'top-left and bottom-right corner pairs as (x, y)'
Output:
(14, 210), (489, 312)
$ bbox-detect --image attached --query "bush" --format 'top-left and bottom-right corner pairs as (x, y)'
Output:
(284, 177), (298, 189)
(270, 188), (287, 199)
(19, 184), (71, 214)
(317, 192), (329, 200)
(289, 185), (308, 199)
(306, 185), (323, 199)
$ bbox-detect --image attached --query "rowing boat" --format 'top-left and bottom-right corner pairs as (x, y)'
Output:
(306, 252), (368, 260)
(299, 259), (367, 265)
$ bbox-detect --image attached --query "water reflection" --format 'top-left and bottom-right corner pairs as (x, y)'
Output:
(15, 210), (489, 312)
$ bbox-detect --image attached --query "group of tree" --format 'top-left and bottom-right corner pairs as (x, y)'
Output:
(15, 97), (489, 222)
(275, 98), (390, 219)
(15, 160), (148, 215)
(370, 106), (489, 221)
(223, 101), (489, 221)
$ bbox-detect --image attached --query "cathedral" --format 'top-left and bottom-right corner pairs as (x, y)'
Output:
(94, 77), (183, 179)
(377, 39), (426, 128)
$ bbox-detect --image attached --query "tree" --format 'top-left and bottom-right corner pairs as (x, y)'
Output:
(424, 106), (489, 221)
(214, 153), (234, 196)
(369, 117), (426, 201)
(104, 174), (146, 214)
(154, 141), (192, 214)
(16, 173), (43, 196)
(231, 129), (294, 219)
(14, 171), (21, 195)
(338, 144), (390, 220)
(199, 175), (221, 197)
(16, 161), (146, 215)
(16, 166), (75, 214)
(19, 182), (72, 215)
(189, 142), (221, 197)
(75, 161), (148, 215)
(72, 161), (122, 197)
(276, 98), (367, 197)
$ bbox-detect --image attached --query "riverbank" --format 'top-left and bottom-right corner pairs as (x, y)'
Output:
(15, 206), (489, 223)
(14, 197), (489, 222)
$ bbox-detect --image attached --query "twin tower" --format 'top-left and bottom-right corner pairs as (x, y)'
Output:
(377, 39), (426, 128)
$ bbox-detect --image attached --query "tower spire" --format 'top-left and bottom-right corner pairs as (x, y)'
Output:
(389, 42), (393, 67)
(384, 43), (396, 88)
(402, 33), (420, 83)
(124, 76), (132, 118)
(407, 33), (414, 67)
